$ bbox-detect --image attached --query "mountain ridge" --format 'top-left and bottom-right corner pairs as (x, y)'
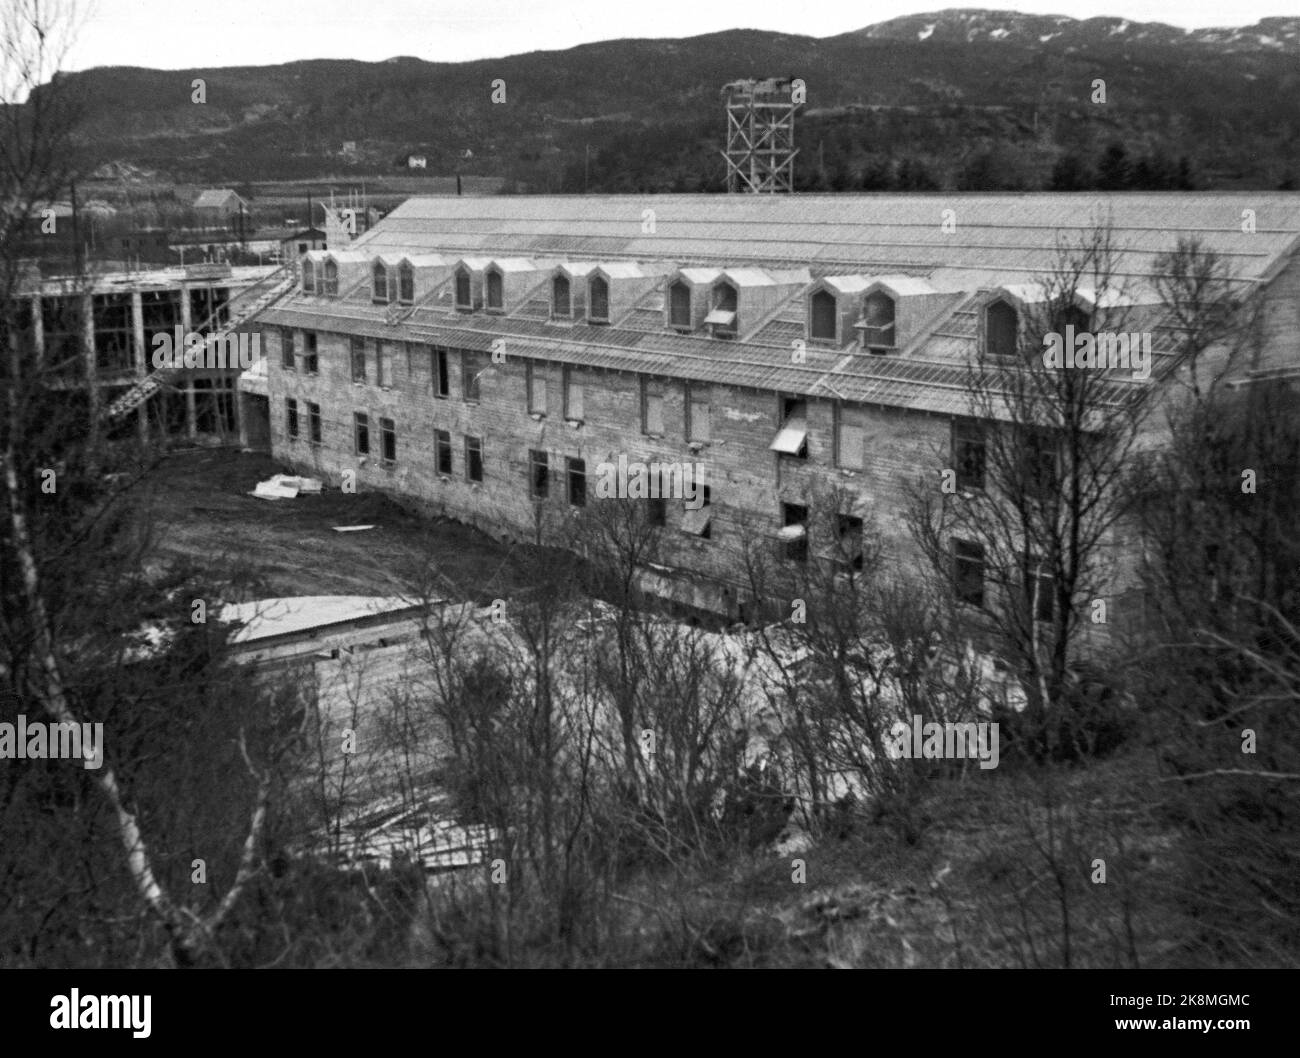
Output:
(45, 10), (1300, 190)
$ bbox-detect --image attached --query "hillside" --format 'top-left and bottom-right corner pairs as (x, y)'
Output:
(49, 10), (1300, 190)
(855, 9), (1300, 50)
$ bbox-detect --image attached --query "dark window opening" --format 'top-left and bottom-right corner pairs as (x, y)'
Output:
(530, 449), (549, 499)
(953, 539), (986, 607)
(553, 274), (571, 317)
(567, 457), (586, 507)
(986, 300), (1018, 358)
(811, 289), (837, 341)
(647, 496), (666, 527)
(1021, 427), (1059, 497)
(588, 276), (609, 322)
(486, 270), (504, 310)
(435, 429), (452, 475)
(372, 261), (389, 304)
(1060, 304), (1090, 338)
(433, 346), (450, 397)
(953, 420), (986, 491)
(772, 397), (808, 459)
(1023, 556), (1056, 623)
(455, 269), (472, 309)
(353, 412), (369, 455)
(463, 351), (482, 403)
(837, 514), (864, 571)
(709, 282), (738, 337)
(466, 436), (484, 482)
(669, 281), (691, 329)
(398, 262), (415, 305)
(308, 402), (321, 444)
(281, 329), (295, 370)
(303, 332), (318, 375)
(782, 502), (808, 563)
(862, 292), (896, 351)
(285, 398), (298, 438)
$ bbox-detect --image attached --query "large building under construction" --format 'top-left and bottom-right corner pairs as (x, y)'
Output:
(19, 262), (289, 445)
(254, 193), (1300, 616)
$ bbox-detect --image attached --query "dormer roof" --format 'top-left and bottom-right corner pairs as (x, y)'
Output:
(862, 275), (938, 298)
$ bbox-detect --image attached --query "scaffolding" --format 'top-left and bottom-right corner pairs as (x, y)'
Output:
(721, 78), (800, 194)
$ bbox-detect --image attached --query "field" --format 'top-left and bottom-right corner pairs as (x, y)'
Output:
(137, 447), (532, 602)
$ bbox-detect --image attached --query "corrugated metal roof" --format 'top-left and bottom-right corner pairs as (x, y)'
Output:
(260, 193), (1300, 422)
(258, 293), (1163, 421)
(355, 193), (1300, 284)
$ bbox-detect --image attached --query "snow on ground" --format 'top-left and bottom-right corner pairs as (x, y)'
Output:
(218, 595), (420, 643)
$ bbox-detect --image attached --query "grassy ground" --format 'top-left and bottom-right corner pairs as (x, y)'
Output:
(129, 448), (1195, 969)
(589, 750), (1181, 969)
(136, 447), (533, 603)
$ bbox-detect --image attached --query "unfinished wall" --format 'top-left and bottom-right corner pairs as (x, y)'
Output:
(269, 327), (953, 609)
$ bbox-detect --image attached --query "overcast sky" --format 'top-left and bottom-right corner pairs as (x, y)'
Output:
(65, 0), (1292, 72)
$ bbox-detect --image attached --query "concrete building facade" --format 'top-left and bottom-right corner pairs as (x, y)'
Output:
(255, 193), (1300, 616)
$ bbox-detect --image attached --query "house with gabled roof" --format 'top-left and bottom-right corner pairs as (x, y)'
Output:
(255, 192), (1300, 617)
(193, 189), (250, 230)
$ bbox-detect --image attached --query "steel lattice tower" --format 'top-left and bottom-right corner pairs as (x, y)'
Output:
(721, 78), (800, 194)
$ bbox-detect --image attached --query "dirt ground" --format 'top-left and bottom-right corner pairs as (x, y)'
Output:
(135, 447), (533, 603)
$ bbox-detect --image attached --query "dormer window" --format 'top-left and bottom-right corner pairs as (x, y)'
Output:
(486, 269), (504, 311)
(810, 289), (837, 341)
(706, 282), (738, 338)
(322, 259), (338, 297)
(862, 292), (896, 352)
(455, 268), (472, 310)
(302, 259), (316, 294)
(669, 281), (691, 330)
(985, 299), (1018, 358)
(552, 274), (571, 318)
(398, 262), (414, 305)
(372, 261), (389, 304)
(588, 276), (609, 323)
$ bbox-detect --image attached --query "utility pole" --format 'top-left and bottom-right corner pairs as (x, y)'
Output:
(70, 179), (82, 276)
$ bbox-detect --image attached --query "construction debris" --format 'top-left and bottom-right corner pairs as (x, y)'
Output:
(250, 473), (323, 500)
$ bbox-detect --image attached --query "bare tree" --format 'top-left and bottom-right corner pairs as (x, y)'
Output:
(909, 225), (1202, 744)
(1, 1), (299, 966)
